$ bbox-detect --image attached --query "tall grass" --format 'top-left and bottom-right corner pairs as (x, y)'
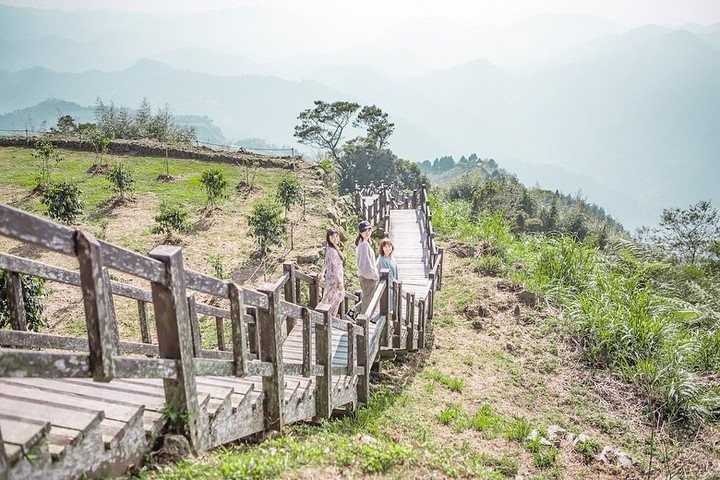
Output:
(431, 196), (720, 428)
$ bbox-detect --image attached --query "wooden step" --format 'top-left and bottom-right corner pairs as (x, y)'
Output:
(3, 378), (169, 441)
(0, 416), (49, 464)
(0, 396), (103, 461)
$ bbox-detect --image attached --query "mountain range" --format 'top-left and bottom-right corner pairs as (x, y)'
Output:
(0, 5), (718, 229)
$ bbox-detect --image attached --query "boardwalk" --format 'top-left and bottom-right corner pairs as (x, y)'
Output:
(0, 185), (442, 480)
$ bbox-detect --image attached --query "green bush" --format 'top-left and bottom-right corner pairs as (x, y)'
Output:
(0, 271), (47, 332)
(41, 180), (84, 224)
(106, 162), (136, 200)
(276, 174), (303, 218)
(32, 138), (62, 186)
(200, 168), (228, 207)
(152, 203), (191, 241)
(247, 201), (285, 254)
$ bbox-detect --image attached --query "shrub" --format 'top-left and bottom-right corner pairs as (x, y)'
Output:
(41, 180), (84, 224)
(152, 203), (191, 241)
(200, 169), (228, 207)
(0, 271), (47, 332)
(106, 162), (135, 200)
(247, 201), (286, 254)
(276, 175), (303, 218)
(32, 138), (62, 186)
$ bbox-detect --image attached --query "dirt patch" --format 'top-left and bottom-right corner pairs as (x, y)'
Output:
(87, 163), (112, 175)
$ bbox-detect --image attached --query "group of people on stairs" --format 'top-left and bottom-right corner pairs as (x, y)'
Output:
(317, 220), (398, 320)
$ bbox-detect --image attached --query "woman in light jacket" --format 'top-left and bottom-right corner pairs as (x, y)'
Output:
(377, 238), (398, 314)
(355, 220), (379, 315)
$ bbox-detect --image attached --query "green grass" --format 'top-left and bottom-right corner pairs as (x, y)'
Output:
(0, 146), (287, 220)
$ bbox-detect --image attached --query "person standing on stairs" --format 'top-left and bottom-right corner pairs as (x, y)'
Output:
(319, 227), (346, 317)
(377, 238), (398, 315)
(355, 220), (379, 315)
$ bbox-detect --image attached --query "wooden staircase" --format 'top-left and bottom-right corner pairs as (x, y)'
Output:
(0, 184), (442, 479)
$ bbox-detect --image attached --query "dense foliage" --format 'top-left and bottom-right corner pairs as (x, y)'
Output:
(276, 174), (303, 217)
(0, 271), (47, 332)
(200, 168), (229, 208)
(41, 180), (84, 224)
(247, 202), (286, 254)
(294, 100), (429, 194)
(93, 97), (196, 143)
(437, 171), (622, 241)
(152, 202), (192, 241)
(106, 162), (136, 200)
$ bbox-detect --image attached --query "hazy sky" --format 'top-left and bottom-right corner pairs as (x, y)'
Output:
(3, 0), (720, 27)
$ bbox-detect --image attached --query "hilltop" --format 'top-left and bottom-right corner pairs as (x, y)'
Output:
(2, 143), (717, 478)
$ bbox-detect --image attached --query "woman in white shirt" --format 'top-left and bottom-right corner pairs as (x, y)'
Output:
(355, 220), (379, 315)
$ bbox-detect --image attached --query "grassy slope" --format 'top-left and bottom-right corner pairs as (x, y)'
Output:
(0, 146), (341, 341)
(0, 147), (716, 479)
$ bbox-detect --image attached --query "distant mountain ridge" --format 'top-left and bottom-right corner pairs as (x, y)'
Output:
(0, 4), (719, 228)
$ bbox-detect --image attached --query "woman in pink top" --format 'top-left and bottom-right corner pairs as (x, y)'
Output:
(319, 228), (345, 317)
(355, 220), (379, 315)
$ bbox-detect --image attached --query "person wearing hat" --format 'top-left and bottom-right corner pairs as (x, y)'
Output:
(318, 227), (345, 317)
(355, 220), (379, 314)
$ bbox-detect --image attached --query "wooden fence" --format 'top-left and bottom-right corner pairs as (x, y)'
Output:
(0, 182), (443, 478)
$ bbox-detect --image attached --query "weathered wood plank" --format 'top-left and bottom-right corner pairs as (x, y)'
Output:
(0, 350), (91, 378)
(76, 230), (117, 381)
(0, 204), (75, 255)
(185, 269), (229, 298)
(314, 305), (332, 419)
(229, 283), (247, 377)
(0, 330), (159, 357)
(97, 240), (166, 283)
(257, 283), (284, 431)
(138, 300), (152, 344)
(0, 395), (104, 434)
(148, 245), (203, 451)
(0, 383), (140, 425)
(4, 271), (26, 331)
(243, 288), (269, 310)
(0, 426), (8, 478)
(112, 356), (178, 379)
(301, 308), (312, 378)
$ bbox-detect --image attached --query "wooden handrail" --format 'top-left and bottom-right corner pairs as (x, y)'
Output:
(0, 182), (444, 457)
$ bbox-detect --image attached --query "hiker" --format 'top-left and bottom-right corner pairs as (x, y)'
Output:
(355, 220), (379, 315)
(377, 238), (398, 313)
(318, 227), (346, 317)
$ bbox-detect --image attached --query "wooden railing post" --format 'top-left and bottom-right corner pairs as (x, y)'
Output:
(148, 245), (202, 450)
(138, 300), (152, 344)
(406, 292), (415, 351)
(428, 272), (436, 320)
(187, 294), (202, 357)
(356, 314), (370, 404)
(229, 283), (247, 377)
(437, 248), (444, 291)
(393, 281), (403, 349)
(309, 275), (319, 308)
(4, 271), (26, 331)
(301, 307), (312, 378)
(379, 269), (390, 347)
(75, 231), (117, 382)
(0, 427), (7, 480)
(283, 262), (297, 333)
(315, 304), (332, 419)
(257, 283), (284, 431)
(215, 316), (225, 350)
(418, 299), (426, 349)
